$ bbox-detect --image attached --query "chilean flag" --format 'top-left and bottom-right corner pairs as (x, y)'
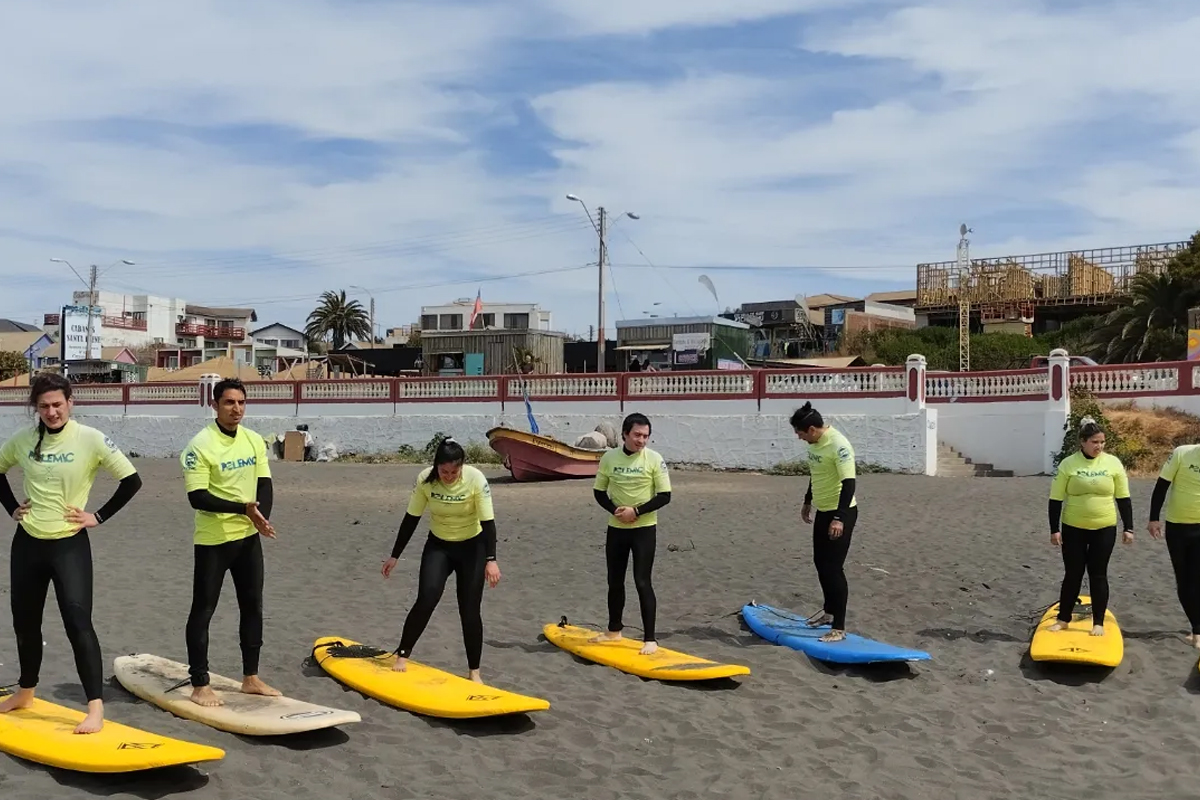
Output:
(468, 288), (482, 329)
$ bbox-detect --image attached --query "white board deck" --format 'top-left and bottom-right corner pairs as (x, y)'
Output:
(113, 654), (361, 736)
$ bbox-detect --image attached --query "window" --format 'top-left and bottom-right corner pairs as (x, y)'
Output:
(503, 313), (529, 329)
(477, 313), (495, 329)
(281, 339), (301, 349)
(439, 313), (463, 330)
(421, 314), (438, 331)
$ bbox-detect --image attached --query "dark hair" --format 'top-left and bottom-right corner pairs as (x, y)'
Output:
(212, 378), (247, 404)
(1079, 415), (1104, 442)
(424, 437), (466, 483)
(622, 412), (651, 437)
(789, 402), (823, 432)
(29, 373), (73, 462)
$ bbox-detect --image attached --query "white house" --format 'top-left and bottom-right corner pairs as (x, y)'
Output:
(248, 323), (310, 370)
(43, 290), (189, 349)
(419, 298), (552, 332)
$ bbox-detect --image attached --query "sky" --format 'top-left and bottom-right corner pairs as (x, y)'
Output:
(1, 0), (1198, 340)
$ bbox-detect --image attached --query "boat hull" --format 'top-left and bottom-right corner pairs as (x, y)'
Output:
(485, 427), (604, 482)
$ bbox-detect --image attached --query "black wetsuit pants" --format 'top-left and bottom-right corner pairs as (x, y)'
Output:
(1057, 524), (1117, 626)
(10, 526), (104, 701)
(1165, 522), (1200, 635)
(813, 508), (858, 630)
(186, 534), (265, 687)
(605, 525), (657, 642)
(397, 533), (487, 670)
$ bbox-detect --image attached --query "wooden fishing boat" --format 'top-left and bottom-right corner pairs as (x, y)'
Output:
(485, 426), (605, 482)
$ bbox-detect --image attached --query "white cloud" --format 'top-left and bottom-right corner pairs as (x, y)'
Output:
(1, 0), (1198, 342)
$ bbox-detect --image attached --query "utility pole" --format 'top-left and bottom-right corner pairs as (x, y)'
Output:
(368, 295), (376, 347)
(597, 206), (608, 373)
(86, 263), (99, 360)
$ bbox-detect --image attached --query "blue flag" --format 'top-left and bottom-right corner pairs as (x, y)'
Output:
(522, 384), (539, 435)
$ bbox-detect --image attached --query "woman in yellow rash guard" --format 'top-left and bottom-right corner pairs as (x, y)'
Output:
(1047, 416), (1134, 636)
(383, 437), (501, 683)
(791, 402), (858, 643)
(1147, 442), (1200, 647)
(0, 374), (143, 734)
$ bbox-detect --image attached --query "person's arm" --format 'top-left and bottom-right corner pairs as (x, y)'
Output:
(1149, 478), (1171, 523)
(593, 456), (616, 512)
(254, 435), (273, 518)
(391, 478), (430, 558)
(634, 456), (673, 518)
(390, 513), (421, 559)
(832, 442), (857, 521)
(188, 489), (251, 514)
(1048, 460), (1069, 533)
(0, 474), (19, 518)
(804, 481), (813, 507)
(94, 473), (143, 524)
(593, 489), (618, 514)
(475, 474), (498, 562)
(1113, 460), (1133, 531)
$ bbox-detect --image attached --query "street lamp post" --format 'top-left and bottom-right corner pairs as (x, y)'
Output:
(565, 194), (639, 373)
(50, 257), (134, 363)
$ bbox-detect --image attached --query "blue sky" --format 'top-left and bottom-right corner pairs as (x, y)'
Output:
(1, 0), (1198, 338)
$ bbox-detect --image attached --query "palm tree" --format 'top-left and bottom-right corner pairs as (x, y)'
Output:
(1086, 233), (1200, 363)
(305, 290), (371, 350)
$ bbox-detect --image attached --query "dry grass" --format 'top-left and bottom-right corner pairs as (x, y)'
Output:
(1104, 402), (1200, 476)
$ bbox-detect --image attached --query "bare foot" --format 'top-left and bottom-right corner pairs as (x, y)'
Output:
(1048, 620), (1070, 632)
(0, 687), (35, 714)
(819, 629), (846, 643)
(468, 669), (483, 684)
(806, 611), (833, 628)
(190, 686), (224, 707)
(241, 675), (281, 697)
(639, 640), (658, 655)
(74, 700), (104, 734)
(588, 631), (622, 644)
(1193, 636), (1200, 650)
(1186, 633), (1195, 645)
(1090, 625), (1105, 637)
(392, 657), (408, 673)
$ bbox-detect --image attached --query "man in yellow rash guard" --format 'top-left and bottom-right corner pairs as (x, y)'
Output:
(0, 374), (143, 734)
(180, 378), (279, 707)
(1047, 416), (1134, 636)
(591, 412), (672, 655)
(791, 402), (858, 643)
(383, 437), (501, 683)
(1148, 442), (1200, 647)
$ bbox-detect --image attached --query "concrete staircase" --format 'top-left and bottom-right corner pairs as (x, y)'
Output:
(937, 443), (1014, 477)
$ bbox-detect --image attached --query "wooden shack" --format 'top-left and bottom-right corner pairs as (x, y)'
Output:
(421, 329), (566, 376)
(615, 316), (752, 371)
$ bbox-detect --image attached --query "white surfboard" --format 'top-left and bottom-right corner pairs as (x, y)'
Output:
(113, 654), (361, 736)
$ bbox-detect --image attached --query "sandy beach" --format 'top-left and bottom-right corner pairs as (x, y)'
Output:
(1, 458), (1198, 800)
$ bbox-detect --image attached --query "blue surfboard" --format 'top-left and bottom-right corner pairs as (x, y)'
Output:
(742, 602), (931, 664)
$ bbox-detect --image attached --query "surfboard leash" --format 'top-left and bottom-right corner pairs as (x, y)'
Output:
(556, 615), (644, 634)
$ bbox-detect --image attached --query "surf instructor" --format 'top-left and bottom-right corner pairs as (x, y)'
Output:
(1046, 416), (1134, 636)
(383, 437), (501, 683)
(180, 377), (280, 707)
(792, 402), (858, 644)
(591, 412), (672, 655)
(1147, 443), (1200, 647)
(0, 373), (143, 734)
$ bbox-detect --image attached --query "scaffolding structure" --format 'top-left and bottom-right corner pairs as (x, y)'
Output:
(916, 240), (1188, 314)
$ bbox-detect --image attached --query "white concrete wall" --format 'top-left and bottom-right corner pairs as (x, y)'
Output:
(0, 401), (937, 474)
(936, 402), (1066, 476)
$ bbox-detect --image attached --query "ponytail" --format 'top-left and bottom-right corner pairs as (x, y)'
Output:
(33, 419), (46, 462)
(1078, 415), (1103, 442)
(424, 436), (466, 483)
(789, 402), (824, 432)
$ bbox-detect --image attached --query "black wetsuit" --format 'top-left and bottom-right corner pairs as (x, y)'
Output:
(1048, 481), (1133, 627)
(0, 424), (142, 701)
(593, 486), (671, 642)
(804, 478), (857, 630)
(1150, 477), (1200, 635)
(183, 422), (273, 687)
(390, 515), (497, 670)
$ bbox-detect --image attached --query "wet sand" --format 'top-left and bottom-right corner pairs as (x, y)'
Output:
(1, 460), (1197, 800)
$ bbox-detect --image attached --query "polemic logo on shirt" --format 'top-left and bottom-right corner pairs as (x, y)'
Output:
(612, 466), (645, 475)
(184, 451), (199, 469)
(1075, 469), (1110, 478)
(836, 446), (851, 462)
(29, 450), (74, 463)
(104, 436), (118, 452)
(220, 456), (257, 472)
(430, 491), (468, 502)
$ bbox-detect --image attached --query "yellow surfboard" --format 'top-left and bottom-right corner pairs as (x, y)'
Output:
(312, 636), (549, 719)
(1028, 595), (1123, 667)
(0, 692), (225, 773)
(542, 620), (751, 681)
